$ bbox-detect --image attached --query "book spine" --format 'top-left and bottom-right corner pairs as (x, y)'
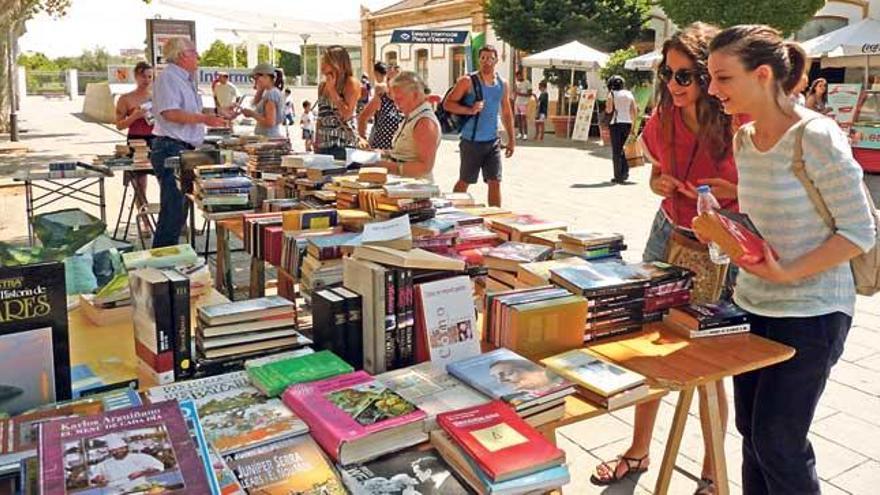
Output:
(394, 270), (407, 369)
(345, 295), (364, 370)
(692, 323), (750, 337)
(169, 274), (192, 381)
(384, 269), (397, 371)
(311, 292), (333, 353)
(403, 269), (415, 367)
(331, 297), (348, 364)
(697, 315), (751, 330)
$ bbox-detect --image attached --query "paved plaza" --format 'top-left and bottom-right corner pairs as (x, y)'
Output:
(2, 96), (880, 494)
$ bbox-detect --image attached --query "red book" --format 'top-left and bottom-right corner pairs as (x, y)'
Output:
(265, 225), (284, 266)
(693, 211), (778, 265)
(437, 401), (564, 482)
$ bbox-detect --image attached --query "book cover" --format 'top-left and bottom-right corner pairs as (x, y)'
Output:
(198, 296), (294, 326)
(161, 269), (192, 381)
(246, 350), (354, 398)
(331, 287), (364, 370)
(667, 301), (750, 330)
(414, 276), (480, 371)
(225, 435), (345, 494)
(178, 399), (244, 495)
(312, 290), (349, 360)
(340, 447), (468, 495)
(541, 349), (645, 397)
(378, 362), (490, 430)
(130, 267), (174, 385)
(122, 244), (199, 270)
(484, 242), (553, 271)
(692, 211), (777, 264)
(282, 371), (427, 463)
(147, 371), (309, 454)
(558, 231), (624, 247)
(436, 401), (564, 482)
(516, 257), (590, 286)
(446, 349), (572, 409)
(38, 401), (209, 494)
(0, 262), (70, 416)
(665, 320), (751, 339)
(489, 215), (567, 238)
(550, 262), (650, 296)
(384, 269), (399, 371)
(505, 295), (588, 361)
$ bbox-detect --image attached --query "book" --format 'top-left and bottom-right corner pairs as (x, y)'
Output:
(198, 296), (294, 327)
(312, 289), (349, 359)
(446, 348), (573, 411)
(93, 272), (130, 306)
(0, 261), (71, 416)
(489, 215), (567, 242)
(353, 245), (466, 271)
(307, 233), (360, 260)
(516, 257), (589, 286)
(692, 210), (777, 264)
(332, 287), (365, 370)
(147, 371), (309, 454)
(558, 231), (624, 248)
(38, 401), (209, 494)
(483, 242), (553, 273)
(130, 267), (174, 385)
(346, 215), (414, 251)
(413, 276), (481, 369)
(575, 383), (650, 410)
(436, 401), (565, 482)
(122, 244), (198, 270)
(666, 301), (750, 330)
(162, 269), (192, 381)
(282, 209), (338, 231)
(377, 362), (490, 431)
(549, 262), (650, 297)
(521, 229), (568, 249)
(500, 294), (588, 361)
(343, 258), (389, 374)
(178, 399), (245, 495)
(224, 435), (346, 494)
(383, 182), (441, 199)
(198, 335), (311, 360)
(246, 350), (354, 397)
(199, 312), (298, 337)
(665, 320), (751, 338)
(340, 446), (469, 495)
(282, 371), (428, 466)
(541, 348), (646, 397)
(430, 430), (570, 495)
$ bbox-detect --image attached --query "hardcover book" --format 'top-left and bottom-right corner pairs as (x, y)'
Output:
(224, 435), (346, 495)
(483, 242), (553, 273)
(130, 267), (174, 385)
(147, 371), (309, 454)
(0, 262), (70, 416)
(436, 401), (565, 482)
(198, 296), (295, 327)
(541, 349), (645, 397)
(178, 399), (245, 495)
(282, 371), (427, 465)
(340, 446), (469, 495)
(446, 349), (573, 410)
(414, 276), (480, 370)
(488, 215), (567, 241)
(516, 257), (590, 286)
(549, 262), (650, 297)
(161, 269), (192, 381)
(38, 401), (209, 494)
(666, 301), (750, 330)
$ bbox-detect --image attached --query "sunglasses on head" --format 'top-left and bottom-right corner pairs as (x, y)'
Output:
(659, 65), (702, 87)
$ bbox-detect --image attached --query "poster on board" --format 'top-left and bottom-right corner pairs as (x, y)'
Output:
(572, 89), (598, 141)
(826, 83), (862, 129)
(146, 19), (196, 68)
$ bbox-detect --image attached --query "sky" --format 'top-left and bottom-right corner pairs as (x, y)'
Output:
(20, 0), (400, 57)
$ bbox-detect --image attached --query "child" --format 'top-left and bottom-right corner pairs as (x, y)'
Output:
(300, 100), (315, 152)
(536, 81), (549, 141)
(283, 88), (295, 126)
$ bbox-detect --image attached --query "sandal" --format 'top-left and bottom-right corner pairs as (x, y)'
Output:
(694, 477), (715, 495)
(590, 454), (649, 486)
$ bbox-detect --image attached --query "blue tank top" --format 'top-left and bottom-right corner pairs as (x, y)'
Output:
(460, 73), (503, 142)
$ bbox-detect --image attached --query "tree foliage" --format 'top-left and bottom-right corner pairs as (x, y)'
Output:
(486, 0), (650, 53)
(599, 48), (653, 88)
(658, 0), (825, 35)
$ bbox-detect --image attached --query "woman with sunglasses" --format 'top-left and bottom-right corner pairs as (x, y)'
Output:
(805, 77), (829, 114)
(592, 23), (740, 495)
(238, 62), (285, 138)
(316, 45), (363, 160)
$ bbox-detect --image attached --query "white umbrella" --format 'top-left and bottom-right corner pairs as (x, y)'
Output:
(625, 50), (661, 71)
(801, 17), (880, 85)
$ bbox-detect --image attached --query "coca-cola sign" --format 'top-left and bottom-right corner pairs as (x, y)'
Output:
(861, 43), (880, 54)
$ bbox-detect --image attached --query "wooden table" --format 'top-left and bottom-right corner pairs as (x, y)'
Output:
(214, 217), (276, 301)
(576, 323), (796, 495)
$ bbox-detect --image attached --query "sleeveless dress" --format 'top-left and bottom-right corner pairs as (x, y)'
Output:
(368, 93), (404, 149)
(316, 84), (359, 159)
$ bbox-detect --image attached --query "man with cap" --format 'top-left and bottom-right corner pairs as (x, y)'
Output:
(238, 62), (284, 138)
(91, 434), (165, 490)
(212, 71), (239, 113)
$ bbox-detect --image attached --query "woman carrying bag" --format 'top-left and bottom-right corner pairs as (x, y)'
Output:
(605, 75), (638, 184)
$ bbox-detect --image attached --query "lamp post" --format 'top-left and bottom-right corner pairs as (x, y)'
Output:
(300, 33), (311, 85)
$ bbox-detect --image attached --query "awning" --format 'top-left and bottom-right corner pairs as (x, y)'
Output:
(521, 41), (609, 70)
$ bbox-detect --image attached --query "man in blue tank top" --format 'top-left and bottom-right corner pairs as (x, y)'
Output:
(443, 45), (515, 207)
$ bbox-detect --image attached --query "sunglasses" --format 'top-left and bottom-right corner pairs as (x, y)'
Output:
(659, 65), (702, 87)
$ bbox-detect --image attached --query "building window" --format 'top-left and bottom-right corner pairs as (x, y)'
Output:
(349, 47), (363, 78)
(416, 49), (429, 82)
(795, 17), (848, 41)
(451, 46), (466, 85)
(385, 51), (398, 67)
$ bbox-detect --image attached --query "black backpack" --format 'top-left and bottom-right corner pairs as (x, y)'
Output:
(436, 73), (483, 136)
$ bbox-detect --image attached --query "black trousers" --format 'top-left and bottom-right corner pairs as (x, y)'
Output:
(734, 311), (851, 495)
(609, 122), (632, 181)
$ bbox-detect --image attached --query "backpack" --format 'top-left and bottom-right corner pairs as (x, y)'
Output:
(791, 116), (880, 296)
(436, 73), (483, 136)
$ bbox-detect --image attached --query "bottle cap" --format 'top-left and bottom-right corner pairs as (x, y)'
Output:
(696, 185), (711, 194)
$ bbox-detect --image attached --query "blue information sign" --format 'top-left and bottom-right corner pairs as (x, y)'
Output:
(390, 29), (469, 44)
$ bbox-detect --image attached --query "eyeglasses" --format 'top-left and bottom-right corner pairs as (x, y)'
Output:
(659, 65), (701, 87)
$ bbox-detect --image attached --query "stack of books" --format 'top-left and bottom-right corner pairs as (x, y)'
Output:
(128, 138), (149, 167)
(483, 241), (553, 291)
(358, 166), (388, 184)
(432, 401), (570, 494)
(122, 243), (199, 270)
(634, 261), (695, 321)
(194, 165), (253, 213)
(558, 231), (627, 261)
(279, 228), (348, 282)
(375, 181), (439, 222)
(665, 301), (751, 338)
(521, 228), (568, 249)
(332, 175), (374, 209)
(411, 217), (459, 254)
(451, 224), (503, 266)
(483, 286), (588, 361)
(516, 256), (590, 287)
(542, 348), (649, 409)
(242, 212), (283, 266)
(300, 233), (357, 303)
(488, 214), (567, 242)
(195, 296), (311, 366)
(244, 139), (290, 180)
(550, 261), (651, 341)
(447, 348), (575, 426)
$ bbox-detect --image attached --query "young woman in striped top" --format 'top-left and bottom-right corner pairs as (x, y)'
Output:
(707, 25), (876, 494)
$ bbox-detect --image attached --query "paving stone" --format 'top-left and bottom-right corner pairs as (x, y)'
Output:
(828, 460), (880, 495)
(855, 352), (880, 373)
(820, 479), (853, 495)
(556, 414), (633, 451)
(811, 413), (880, 460)
(828, 360), (880, 396)
(808, 432), (869, 480)
(819, 382), (880, 426)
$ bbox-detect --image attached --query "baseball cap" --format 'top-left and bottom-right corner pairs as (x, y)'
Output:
(252, 63), (276, 77)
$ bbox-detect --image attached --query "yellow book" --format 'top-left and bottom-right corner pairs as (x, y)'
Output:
(505, 295), (587, 361)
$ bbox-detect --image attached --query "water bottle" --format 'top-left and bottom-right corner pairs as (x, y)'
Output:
(696, 185), (730, 265)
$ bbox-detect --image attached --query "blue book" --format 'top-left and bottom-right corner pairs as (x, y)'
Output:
(178, 399), (245, 495)
(473, 460), (570, 494)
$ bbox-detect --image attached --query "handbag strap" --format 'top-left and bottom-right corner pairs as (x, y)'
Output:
(790, 116), (837, 230)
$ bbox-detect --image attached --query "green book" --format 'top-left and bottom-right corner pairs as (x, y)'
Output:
(246, 350), (353, 397)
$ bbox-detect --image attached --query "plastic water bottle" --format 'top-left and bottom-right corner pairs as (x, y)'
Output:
(696, 185), (730, 265)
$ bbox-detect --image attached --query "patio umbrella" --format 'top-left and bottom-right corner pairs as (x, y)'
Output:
(625, 50), (661, 72)
(801, 17), (880, 85)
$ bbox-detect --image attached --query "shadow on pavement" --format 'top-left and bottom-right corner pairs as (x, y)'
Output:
(570, 181), (619, 189)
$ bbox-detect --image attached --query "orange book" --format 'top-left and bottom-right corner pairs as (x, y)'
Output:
(504, 295), (588, 361)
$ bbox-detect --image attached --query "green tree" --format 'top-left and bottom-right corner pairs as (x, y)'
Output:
(599, 48), (652, 89)
(277, 50), (301, 84)
(486, 0), (650, 53)
(200, 40), (234, 67)
(17, 51), (57, 70)
(658, 0), (825, 35)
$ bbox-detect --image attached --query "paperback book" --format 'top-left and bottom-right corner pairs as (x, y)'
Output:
(340, 447), (469, 495)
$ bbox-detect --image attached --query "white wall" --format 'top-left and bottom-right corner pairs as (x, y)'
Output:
(815, 1), (864, 23)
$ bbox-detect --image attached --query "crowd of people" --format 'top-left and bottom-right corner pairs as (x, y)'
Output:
(113, 30), (877, 495)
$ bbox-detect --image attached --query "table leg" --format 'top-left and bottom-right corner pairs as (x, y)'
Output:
(249, 257), (265, 299)
(216, 223), (234, 300)
(655, 387), (695, 495)
(112, 179), (131, 240)
(24, 180), (34, 245)
(98, 177), (106, 225)
(701, 381), (729, 495)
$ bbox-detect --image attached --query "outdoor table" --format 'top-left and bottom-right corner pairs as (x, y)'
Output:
(110, 165), (155, 246)
(14, 168), (108, 245)
(214, 216), (266, 301)
(574, 323), (796, 495)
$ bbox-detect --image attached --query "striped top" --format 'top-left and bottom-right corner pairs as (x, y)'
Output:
(733, 115), (875, 317)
